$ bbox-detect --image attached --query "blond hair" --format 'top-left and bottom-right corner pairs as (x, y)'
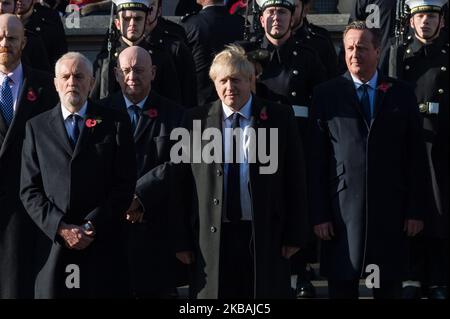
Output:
(209, 44), (255, 81)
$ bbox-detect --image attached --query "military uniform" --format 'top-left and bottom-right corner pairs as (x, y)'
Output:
(22, 3), (68, 68)
(157, 17), (188, 45)
(259, 36), (327, 137)
(22, 30), (52, 73)
(389, 0), (449, 293)
(398, 37), (448, 241)
(152, 21), (198, 107)
(181, 5), (245, 105)
(293, 23), (338, 79)
(175, 0), (201, 16)
(91, 0), (182, 101)
(91, 35), (181, 102)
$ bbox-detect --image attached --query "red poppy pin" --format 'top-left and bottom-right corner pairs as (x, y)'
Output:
(26, 88), (37, 102)
(259, 106), (268, 121)
(146, 108), (158, 118)
(85, 117), (102, 128)
(377, 82), (392, 93)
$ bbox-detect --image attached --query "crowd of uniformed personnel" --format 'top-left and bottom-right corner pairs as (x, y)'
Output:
(0, 0), (447, 299)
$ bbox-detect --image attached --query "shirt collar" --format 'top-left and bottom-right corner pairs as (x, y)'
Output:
(123, 95), (148, 109)
(351, 70), (378, 90)
(0, 63), (23, 85)
(61, 101), (88, 121)
(202, 4), (224, 9)
(222, 95), (253, 121)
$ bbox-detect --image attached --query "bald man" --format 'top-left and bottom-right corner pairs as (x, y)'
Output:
(0, 13), (58, 298)
(99, 46), (185, 298)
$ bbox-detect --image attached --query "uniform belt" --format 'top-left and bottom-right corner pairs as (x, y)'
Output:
(418, 102), (439, 114)
(292, 105), (309, 118)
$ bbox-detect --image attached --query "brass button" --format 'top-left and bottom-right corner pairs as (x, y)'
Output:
(438, 89), (444, 94)
(210, 226), (217, 233)
(213, 198), (219, 205)
(293, 70), (299, 75)
(442, 49), (447, 54)
(406, 49), (411, 54)
(36, 27), (41, 32)
(405, 65), (410, 70)
(441, 66), (447, 71)
(419, 103), (428, 113)
(306, 35), (311, 40)
(291, 91), (297, 97)
(293, 51), (298, 56)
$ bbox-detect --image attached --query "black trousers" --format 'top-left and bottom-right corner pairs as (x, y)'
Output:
(328, 279), (402, 299)
(405, 236), (449, 286)
(218, 221), (254, 299)
(425, 238), (449, 286)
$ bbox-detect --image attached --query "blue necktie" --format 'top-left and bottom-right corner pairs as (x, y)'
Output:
(68, 114), (81, 148)
(129, 105), (141, 133)
(359, 84), (372, 125)
(0, 76), (14, 126)
(226, 113), (242, 223)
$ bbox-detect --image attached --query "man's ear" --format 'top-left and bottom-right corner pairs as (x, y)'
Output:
(260, 14), (265, 29)
(114, 66), (121, 82)
(21, 36), (27, 51)
(89, 76), (96, 92)
(150, 65), (156, 81)
(410, 16), (415, 29)
(114, 18), (121, 31)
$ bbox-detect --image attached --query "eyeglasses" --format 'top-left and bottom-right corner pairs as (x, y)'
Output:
(118, 67), (146, 76)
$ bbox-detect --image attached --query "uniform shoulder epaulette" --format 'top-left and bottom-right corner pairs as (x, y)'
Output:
(181, 11), (197, 22)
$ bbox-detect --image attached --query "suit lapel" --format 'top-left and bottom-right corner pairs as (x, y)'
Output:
(372, 74), (389, 120)
(134, 91), (159, 143)
(248, 96), (264, 189)
(72, 102), (98, 159)
(48, 104), (74, 156)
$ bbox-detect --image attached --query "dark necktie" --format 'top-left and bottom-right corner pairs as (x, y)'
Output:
(68, 114), (81, 148)
(129, 104), (141, 133)
(0, 76), (14, 127)
(226, 113), (242, 223)
(359, 84), (372, 125)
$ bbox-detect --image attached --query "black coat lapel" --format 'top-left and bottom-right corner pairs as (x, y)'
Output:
(48, 104), (74, 156)
(134, 91), (159, 143)
(247, 95), (272, 194)
(72, 101), (98, 159)
(372, 73), (390, 120)
(342, 72), (370, 130)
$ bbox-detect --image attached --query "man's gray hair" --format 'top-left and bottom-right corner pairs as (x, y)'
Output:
(55, 52), (93, 77)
